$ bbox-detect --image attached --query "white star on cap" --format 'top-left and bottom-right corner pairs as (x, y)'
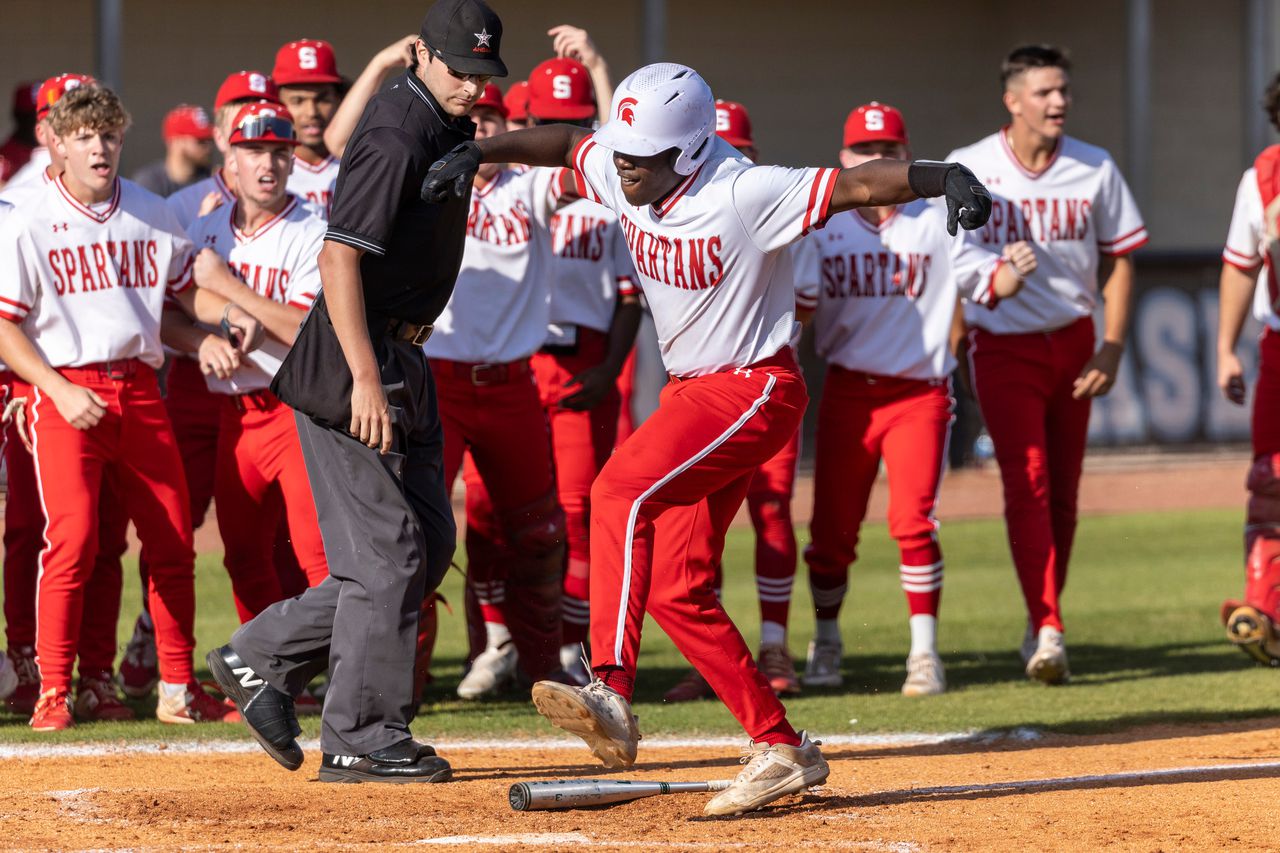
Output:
(474, 28), (492, 48)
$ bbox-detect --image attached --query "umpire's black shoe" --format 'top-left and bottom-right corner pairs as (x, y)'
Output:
(319, 739), (453, 784)
(206, 645), (304, 771)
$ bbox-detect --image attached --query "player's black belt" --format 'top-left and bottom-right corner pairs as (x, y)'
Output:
(387, 319), (434, 346)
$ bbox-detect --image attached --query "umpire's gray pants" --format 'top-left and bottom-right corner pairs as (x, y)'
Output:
(230, 341), (455, 755)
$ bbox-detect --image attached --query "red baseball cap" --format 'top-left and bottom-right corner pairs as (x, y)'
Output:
(714, 99), (753, 148)
(162, 104), (214, 142)
(527, 58), (595, 121)
(13, 81), (40, 117)
(227, 101), (300, 147)
(36, 73), (96, 120)
(273, 39), (343, 88)
(504, 80), (530, 122)
(843, 102), (909, 147)
(472, 83), (508, 118)
(215, 71), (279, 112)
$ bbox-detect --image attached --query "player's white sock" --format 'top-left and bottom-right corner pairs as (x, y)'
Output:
(760, 620), (786, 648)
(485, 621), (512, 650)
(909, 614), (937, 656)
(814, 618), (841, 645)
(158, 681), (188, 701)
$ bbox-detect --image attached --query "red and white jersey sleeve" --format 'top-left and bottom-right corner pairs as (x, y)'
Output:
(286, 154), (340, 219)
(545, 194), (638, 336)
(0, 177), (193, 369)
(1221, 167), (1280, 331)
(571, 134), (833, 377)
(4, 147), (51, 190)
(187, 195), (326, 393)
(423, 167), (556, 363)
(796, 199), (997, 379)
(166, 170), (236, 231)
(950, 131), (1148, 335)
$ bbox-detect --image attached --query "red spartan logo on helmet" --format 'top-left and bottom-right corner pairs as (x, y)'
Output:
(617, 97), (638, 125)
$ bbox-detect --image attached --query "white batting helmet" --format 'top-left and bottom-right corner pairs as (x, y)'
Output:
(594, 63), (716, 176)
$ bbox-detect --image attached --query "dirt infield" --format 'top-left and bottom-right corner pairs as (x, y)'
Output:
(3, 720), (1278, 850)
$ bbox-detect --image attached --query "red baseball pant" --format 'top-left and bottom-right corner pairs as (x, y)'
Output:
(214, 391), (328, 623)
(1254, 328), (1280, 458)
(805, 368), (953, 621)
(590, 350), (806, 741)
(615, 346), (638, 444)
(531, 329), (621, 646)
(747, 425), (800, 629)
(3, 381), (129, 676)
(432, 358), (565, 679)
(968, 317), (1095, 633)
(29, 362), (197, 692)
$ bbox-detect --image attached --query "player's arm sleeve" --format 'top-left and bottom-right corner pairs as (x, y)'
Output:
(1094, 157), (1149, 257)
(1223, 170), (1264, 271)
(569, 136), (613, 208)
(165, 219), (196, 295)
(731, 165), (840, 254)
(285, 226), (325, 310)
(0, 216), (37, 323)
(790, 233), (821, 311)
(948, 219), (1005, 310)
(324, 126), (417, 256)
(610, 220), (638, 297)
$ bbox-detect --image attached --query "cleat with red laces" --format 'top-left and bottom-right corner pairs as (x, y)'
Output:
(157, 681), (242, 724)
(30, 688), (74, 732)
(758, 644), (801, 696)
(74, 672), (136, 722)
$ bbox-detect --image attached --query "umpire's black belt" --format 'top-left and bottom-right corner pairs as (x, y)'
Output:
(387, 319), (434, 346)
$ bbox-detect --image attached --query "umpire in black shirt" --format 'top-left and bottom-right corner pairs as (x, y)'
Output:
(207, 0), (507, 783)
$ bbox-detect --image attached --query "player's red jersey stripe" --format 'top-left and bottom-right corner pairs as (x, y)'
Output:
(802, 168), (838, 233)
(998, 126), (1062, 180)
(1223, 246), (1262, 270)
(654, 167), (700, 218)
(233, 197), (298, 243)
(0, 294), (32, 312)
(1097, 225), (1147, 248)
(54, 176), (121, 223)
(0, 310), (24, 323)
(1098, 232), (1149, 257)
(571, 137), (600, 203)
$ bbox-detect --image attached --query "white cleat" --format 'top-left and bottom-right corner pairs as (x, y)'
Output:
(457, 641), (518, 700)
(704, 731), (830, 816)
(0, 652), (16, 700)
(901, 651), (947, 696)
(559, 643), (591, 687)
(802, 640), (843, 688)
(531, 679), (640, 769)
(1025, 626), (1070, 685)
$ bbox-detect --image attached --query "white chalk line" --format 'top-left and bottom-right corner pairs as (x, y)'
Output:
(410, 835), (917, 851)
(0, 729), (1009, 760)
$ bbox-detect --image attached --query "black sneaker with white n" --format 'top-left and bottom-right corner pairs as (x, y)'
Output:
(206, 645), (304, 771)
(320, 739), (452, 783)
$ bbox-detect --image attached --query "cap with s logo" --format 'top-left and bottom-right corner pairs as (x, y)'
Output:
(527, 57), (595, 121)
(215, 71), (281, 111)
(227, 101), (300, 147)
(36, 73), (97, 120)
(273, 39), (343, 87)
(420, 0), (508, 78)
(714, 99), (753, 149)
(163, 104), (214, 142)
(843, 101), (908, 147)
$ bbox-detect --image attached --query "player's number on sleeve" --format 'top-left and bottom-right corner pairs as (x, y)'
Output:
(865, 109), (884, 131)
(298, 46), (318, 70)
(553, 75), (573, 100)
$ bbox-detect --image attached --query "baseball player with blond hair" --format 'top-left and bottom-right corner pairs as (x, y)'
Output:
(424, 61), (991, 814)
(0, 84), (262, 730)
(797, 102), (1030, 696)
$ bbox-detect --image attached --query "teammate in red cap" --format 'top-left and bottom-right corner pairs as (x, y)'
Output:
(0, 84), (261, 730)
(273, 39), (345, 215)
(798, 102), (1029, 696)
(119, 71), (283, 699)
(504, 81), (531, 131)
(663, 98), (807, 701)
(131, 105), (215, 197)
(164, 102), (330, 623)
(6, 74), (95, 190)
(422, 82), (569, 697)
(0, 81), (40, 186)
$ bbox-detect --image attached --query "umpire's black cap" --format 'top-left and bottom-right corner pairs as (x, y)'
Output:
(421, 0), (508, 78)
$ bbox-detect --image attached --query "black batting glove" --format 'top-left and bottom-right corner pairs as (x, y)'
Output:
(907, 161), (993, 235)
(421, 142), (482, 203)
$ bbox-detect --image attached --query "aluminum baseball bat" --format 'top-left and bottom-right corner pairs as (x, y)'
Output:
(509, 778), (732, 811)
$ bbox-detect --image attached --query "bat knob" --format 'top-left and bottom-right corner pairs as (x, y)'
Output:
(509, 783), (532, 811)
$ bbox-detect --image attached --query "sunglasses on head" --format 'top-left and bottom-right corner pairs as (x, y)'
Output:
(236, 114), (296, 143)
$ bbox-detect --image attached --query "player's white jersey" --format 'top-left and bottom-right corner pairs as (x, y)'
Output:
(573, 135), (835, 377)
(286, 153), (339, 219)
(0, 177), (193, 369)
(0, 164), (52, 207)
(167, 169), (235, 230)
(5, 147), (51, 190)
(186, 195), (325, 393)
(1222, 167), (1280, 332)
(546, 194), (637, 338)
(948, 131), (1147, 335)
(794, 199), (1001, 380)
(423, 167), (557, 364)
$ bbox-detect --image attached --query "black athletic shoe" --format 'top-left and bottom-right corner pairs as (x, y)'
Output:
(319, 739), (452, 784)
(206, 645), (304, 771)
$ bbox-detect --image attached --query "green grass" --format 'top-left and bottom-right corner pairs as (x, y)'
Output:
(3, 507), (1277, 745)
